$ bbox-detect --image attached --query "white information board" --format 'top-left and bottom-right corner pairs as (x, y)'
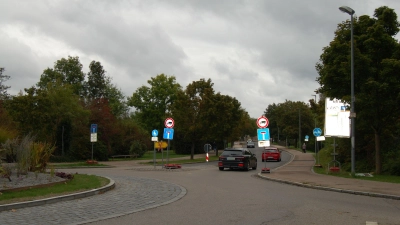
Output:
(324, 98), (350, 138)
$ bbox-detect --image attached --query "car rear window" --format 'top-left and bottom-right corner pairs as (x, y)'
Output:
(221, 150), (244, 156)
(264, 149), (278, 152)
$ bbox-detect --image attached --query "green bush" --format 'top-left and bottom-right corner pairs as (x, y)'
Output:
(130, 140), (146, 158)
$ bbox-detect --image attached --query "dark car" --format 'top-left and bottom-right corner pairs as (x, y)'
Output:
(246, 141), (255, 148)
(218, 148), (257, 171)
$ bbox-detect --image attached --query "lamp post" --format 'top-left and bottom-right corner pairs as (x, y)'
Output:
(298, 109), (301, 149)
(339, 6), (356, 176)
(311, 94), (317, 160)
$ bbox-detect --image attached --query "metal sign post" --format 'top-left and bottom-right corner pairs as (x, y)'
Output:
(163, 118), (174, 168)
(90, 124), (97, 160)
(151, 130), (158, 169)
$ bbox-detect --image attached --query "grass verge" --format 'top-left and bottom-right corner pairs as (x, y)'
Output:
(50, 162), (110, 168)
(141, 155), (219, 165)
(312, 147), (400, 184)
(0, 174), (109, 205)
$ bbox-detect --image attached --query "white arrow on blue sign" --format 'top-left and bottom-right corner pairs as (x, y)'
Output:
(163, 128), (174, 140)
(313, 128), (322, 137)
(257, 128), (270, 141)
(152, 130), (158, 137)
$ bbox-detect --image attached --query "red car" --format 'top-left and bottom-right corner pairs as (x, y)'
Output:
(262, 147), (281, 162)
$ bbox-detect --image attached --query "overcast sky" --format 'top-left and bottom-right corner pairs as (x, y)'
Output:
(1, 0), (399, 118)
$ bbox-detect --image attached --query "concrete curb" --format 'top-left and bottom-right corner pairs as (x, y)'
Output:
(0, 176), (115, 212)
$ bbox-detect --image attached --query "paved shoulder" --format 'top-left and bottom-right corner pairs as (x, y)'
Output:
(258, 147), (400, 200)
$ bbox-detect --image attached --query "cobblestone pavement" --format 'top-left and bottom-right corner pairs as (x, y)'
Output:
(0, 175), (186, 225)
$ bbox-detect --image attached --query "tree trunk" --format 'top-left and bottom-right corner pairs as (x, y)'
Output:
(191, 142), (195, 160)
(375, 131), (381, 174)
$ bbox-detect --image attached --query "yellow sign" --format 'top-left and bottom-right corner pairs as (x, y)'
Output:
(154, 141), (168, 149)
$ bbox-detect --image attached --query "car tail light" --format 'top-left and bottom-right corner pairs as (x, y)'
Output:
(236, 157), (244, 161)
(238, 163), (244, 167)
(218, 162), (223, 167)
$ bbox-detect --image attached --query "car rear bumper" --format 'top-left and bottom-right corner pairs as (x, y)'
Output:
(218, 161), (246, 169)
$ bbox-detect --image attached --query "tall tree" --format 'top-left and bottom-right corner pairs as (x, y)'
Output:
(0, 67), (10, 100)
(86, 61), (109, 99)
(316, 6), (400, 174)
(37, 56), (86, 96)
(128, 74), (182, 131)
(171, 78), (214, 159)
(86, 60), (128, 118)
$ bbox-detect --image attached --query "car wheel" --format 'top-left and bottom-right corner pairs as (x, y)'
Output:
(219, 167), (224, 171)
(252, 162), (257, 170)
(278, 158), (281, 162)
(245, 161), (250, 171)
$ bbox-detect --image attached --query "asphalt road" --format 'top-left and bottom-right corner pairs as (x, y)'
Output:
(2, 146), (400, 224)
(88, 147), (400, 225)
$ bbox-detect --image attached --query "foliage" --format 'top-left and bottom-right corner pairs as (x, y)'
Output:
(0, 67), (10, 100)
(30, 142), (56, 172)
(265, 100), (314, 148)
(86, 61), (128, 117)
(129, 140), (147, 158)
(0, 164), (12, 181)
(37, 56), (86, 96)
(55, 171), (74, 179)
(128, 74), (182, 131)
(15, 134), (35, 175)
(316, 6), (400, 174)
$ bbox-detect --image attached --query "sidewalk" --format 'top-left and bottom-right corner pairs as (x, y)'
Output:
(258, 146), (400, 200)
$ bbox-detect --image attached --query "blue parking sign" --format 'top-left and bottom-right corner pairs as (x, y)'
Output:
(91, 124), (97, 133)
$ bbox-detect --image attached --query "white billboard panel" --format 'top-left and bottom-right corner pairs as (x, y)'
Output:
(325, 98), (350, 138)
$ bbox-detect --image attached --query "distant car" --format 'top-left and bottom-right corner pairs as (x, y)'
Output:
(262, 147), (281, 162)
(218, 148), (257, 171)
(246, 142), (255, 148)
(247, 139), (253, 143)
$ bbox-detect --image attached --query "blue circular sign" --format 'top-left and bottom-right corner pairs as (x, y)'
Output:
(313, 128), (322, 137)
(305, 135), (309, 139)
(152, 130), (158, 137)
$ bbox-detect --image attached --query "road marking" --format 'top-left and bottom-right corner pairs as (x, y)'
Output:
(366, 222), (378, 225)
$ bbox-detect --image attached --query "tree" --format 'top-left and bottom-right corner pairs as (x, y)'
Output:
(4, 84), (90, 155)
(128, 74), (182, 131)
(86, 61), (128, 118)
(316, 6), (400, 174)
(37, 56), (86, 96)
(87, 61), (109, 99)
(0, 67), (10, 100)
(265, 100), (313, 148)
(171, 78), (215, 158)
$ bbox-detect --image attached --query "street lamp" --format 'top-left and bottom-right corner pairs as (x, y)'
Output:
(311, 94), (317, 161)
(339, 6), (356, 176)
